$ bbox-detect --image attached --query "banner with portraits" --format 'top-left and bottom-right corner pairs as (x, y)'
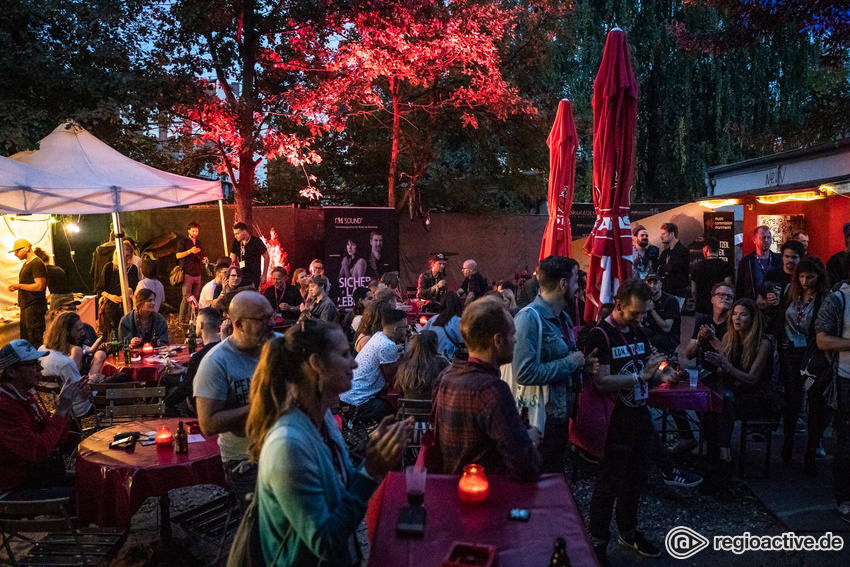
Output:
(324, 207), (398, 309)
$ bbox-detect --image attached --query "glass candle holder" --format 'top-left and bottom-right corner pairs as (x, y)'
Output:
(458, 464), (489, 505)
(142, 343), (154, 355)
(155, 426), (172, 446)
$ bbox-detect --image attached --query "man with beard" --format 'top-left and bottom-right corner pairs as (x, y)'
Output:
(631, 224), (659, 280)
(417, 253), (449, 303)
(513, 255), (597, 473)
(736, 225), (781, 301)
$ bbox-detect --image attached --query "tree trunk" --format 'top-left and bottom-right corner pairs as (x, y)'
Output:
(235, 0), (257, 226)
(387, 79), (401, 208)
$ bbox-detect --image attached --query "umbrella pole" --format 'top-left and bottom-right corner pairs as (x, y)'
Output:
(218, 200), (228, 256)
(111, 212), (132, 316)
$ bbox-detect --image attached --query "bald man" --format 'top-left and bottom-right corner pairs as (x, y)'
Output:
(194, 291), (276, 507)
(459, 259), (491, 302)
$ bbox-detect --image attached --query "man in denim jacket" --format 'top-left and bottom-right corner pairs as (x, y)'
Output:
(513, 255), (591, 473)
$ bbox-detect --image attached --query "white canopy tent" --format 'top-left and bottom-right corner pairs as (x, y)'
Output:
(0, 122), (224, 315)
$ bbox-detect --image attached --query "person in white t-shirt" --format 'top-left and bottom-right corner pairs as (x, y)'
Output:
(135, 259), (165, 313)
(339, 308), (408, 422)
(199, 259), (231, 309)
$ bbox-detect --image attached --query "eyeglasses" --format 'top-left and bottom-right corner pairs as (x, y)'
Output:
(713, 292), (734, 300)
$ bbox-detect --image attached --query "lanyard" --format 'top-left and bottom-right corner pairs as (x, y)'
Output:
(796, 294), (814, 327)
(274, 287), (284, 306)
(240, 241), (246, 259)
(755, 253), (772, 274)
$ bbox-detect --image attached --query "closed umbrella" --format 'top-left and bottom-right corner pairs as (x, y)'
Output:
(583, 28), (639, 322)
(539, 99), (579, 259)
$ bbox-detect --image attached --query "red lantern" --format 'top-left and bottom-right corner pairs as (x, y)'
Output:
(155, 426), (172, 446)
(419, 316), (428, 326)
(458, 464), (489, 505)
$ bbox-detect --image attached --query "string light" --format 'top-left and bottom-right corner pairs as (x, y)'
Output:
(755, 190), (824, 204)
(697, 199), (739, 209)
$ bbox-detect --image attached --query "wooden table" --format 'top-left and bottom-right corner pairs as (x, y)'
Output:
(367, 472), (599, 567)
(75, 418), (227, 531)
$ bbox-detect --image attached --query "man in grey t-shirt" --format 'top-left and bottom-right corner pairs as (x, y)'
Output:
(195, 291), (275, 505)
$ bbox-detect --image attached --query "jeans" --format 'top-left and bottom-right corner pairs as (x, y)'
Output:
(20, 302), (47, 347)
(589, 403), (653, 542)
(704, 380), (770, 458)
(180, 274), (202, 322)
(835, 379), (850, 504)
(225, 459), (258, 512)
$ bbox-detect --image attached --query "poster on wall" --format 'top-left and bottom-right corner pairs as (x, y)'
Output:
(757, 214), (805, 253)
(704, 212), (735, 263)
(324, 207), (398, 309)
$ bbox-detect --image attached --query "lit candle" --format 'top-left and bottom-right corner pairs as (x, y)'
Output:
(458, 464), (489, 505)
(142, 343), (154, 355)
(419, 316), (429, 326)
(155, 426), (172, 446)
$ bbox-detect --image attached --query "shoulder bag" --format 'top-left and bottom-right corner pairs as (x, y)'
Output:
(226, 491), (284, 567)
(500, 306), (548, 433)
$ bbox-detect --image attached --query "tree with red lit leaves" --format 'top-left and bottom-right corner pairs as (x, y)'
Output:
(148, 0), (334, 226)
(286, 0), (539, 218)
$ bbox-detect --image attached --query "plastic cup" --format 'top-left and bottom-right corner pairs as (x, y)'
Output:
(687, 368), (699, 388)
(405, 465), (427, 506)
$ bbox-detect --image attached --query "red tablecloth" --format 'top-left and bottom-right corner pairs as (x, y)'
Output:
(102, 345), (194, 382)
(648, 381), (723, 413)
(75, 418), (227, 528)
(366, 472), (599, 567)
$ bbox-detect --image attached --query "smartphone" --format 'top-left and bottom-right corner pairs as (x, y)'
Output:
(396, 505), (426, 536)
(508, 508), (530, 522)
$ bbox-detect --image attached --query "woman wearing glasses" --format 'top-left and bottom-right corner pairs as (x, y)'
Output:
(247, 319), (412, 566)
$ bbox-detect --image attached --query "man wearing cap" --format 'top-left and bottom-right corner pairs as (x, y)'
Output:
(827, 222), (850, 288)
(8, 239), (48, 347)
(0, 339), (88, 496)
(631, 225), (659, 280)
(417, 253), (449, 302)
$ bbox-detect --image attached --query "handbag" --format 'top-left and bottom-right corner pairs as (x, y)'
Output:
(226, 491), (284, 567)
(800, 293), (830, 390)
(500, 306), (548, 433)
(169, 265), (184, 286)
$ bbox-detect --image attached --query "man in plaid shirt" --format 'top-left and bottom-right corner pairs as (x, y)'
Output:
(432, 298), (541, 481)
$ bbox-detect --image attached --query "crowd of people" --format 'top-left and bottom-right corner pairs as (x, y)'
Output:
(3, 217), (850, 567)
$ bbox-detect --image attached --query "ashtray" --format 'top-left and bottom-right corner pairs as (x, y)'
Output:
(440, 542), (497, 567)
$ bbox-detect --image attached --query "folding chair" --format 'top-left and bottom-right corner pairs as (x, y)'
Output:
(0, 496), (126, 567)
(103, 387), (166, 426)
(396, 398), (433, 468)
(169, 491), (242, 563)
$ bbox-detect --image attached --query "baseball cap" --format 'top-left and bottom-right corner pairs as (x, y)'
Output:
(645, 272), (660, 282)
(631, 224), (646, 237)
(9, 239), (32, 253)
(51, 296), (81, 311)
(0, 339), (47, 370)
(433, 253), (447, 261)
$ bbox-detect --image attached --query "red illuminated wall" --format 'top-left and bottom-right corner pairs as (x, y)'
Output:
(742, 196), (850, 261)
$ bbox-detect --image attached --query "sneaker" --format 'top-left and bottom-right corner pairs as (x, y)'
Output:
(592, 542), (609, 567)
(618, 531), (662, 558)
(668, 438), (698, 454)
(839, 502), (850, 526)
(661, 467), (703, 488)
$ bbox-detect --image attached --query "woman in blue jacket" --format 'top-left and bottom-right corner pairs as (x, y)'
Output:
(247, 319), (412, 566)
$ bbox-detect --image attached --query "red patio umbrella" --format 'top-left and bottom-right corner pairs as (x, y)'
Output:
(539, 99), (579, 260)
(583, 28), (639, 322)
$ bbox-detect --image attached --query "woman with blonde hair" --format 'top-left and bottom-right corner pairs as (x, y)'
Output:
(500, 288), (518, 316)
(703, 299), (775, 468)
(247, 319), (411, 566)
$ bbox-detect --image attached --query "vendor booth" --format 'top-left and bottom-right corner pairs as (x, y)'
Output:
(703, 138), (850, 261)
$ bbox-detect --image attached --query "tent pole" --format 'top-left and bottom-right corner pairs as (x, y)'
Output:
(218, 200), (228, 256)
(111, 212), (132, 316)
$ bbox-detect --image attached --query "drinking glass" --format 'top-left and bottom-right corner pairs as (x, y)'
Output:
(405, 465), (427, 506)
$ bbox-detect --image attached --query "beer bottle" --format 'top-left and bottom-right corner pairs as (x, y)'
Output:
(152, 328), (159, 348)
(123, 340), (131, 365)
(109, 330), (119, 360)
(174, 421), (189, 454)
(548, 537), (570, 567)
(187, 324), (197, 353)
